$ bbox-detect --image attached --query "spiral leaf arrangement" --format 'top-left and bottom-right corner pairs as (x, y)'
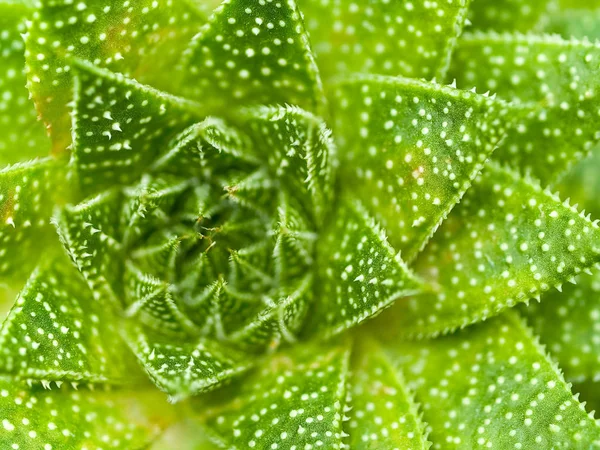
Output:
(1, 0), (600, 448)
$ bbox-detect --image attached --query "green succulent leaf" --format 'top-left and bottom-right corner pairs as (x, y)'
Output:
(120, 174), (193, 247)
(204, 338), (351, 449)
(24, 0), (204, 152)
(0, 157), (67, 281)
(309, 199), (421, 338)
(124, 262), (200, 337)
(450, 33), (600, 184)
(241, 104), (334, 226)
(523, 271), (600, 383)
(0, 1), (50, 165)
(151, 117), (257, 179)
(383, 163), (600, 337)
(331, 74), (508, 260)
(468, 0), (556, 32)
(72, 61), (202, 195)
(54, 190), (123, 305)
(0, 259), (141, 384)
(225, 272), (312, 352)
(180, 0), (325, 113)
(300, 0), (471, 80)
(126, 325), (251, 402)
(380, 313), (600, 449)
(0, 376), (175, 450)
(346, 335), (430, 450)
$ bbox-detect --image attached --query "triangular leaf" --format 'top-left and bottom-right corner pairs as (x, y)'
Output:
(180, 0), (325, 113)
(124, 262), (199, 337)
(54, 190), (124, 305)
(379, 313), (600, 449)
(241, 105), (335, 226)
(203, 338), (351, 449)
(450, 33), (600, 184)
(382, 163), (600, 337)
(300, 0), (472, 80)
(331, 74), (508, 260)
(307, 199), (421, 338)
(71, 61), (202, 195)
(120, 174), (192, 247)
(126, 325), (251, 402)
(226, 272), (312, 352)
(0, 259), (141, 384)
(346, 335), (430, 449)
(151, 117), (257, 180)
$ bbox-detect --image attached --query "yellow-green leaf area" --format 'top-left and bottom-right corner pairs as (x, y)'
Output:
(0, 1), (50, 165)
(25, 0), (204, 151)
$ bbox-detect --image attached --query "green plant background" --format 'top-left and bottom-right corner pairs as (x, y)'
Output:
(1, 0), (600, 449)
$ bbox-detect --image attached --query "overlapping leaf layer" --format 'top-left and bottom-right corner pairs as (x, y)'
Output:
(1, 0), (600, 448)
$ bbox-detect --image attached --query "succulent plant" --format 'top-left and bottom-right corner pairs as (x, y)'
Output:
(2, 0), (600, 448)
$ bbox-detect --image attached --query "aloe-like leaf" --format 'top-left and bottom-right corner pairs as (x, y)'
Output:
(203, 338), (351, 449)
(331, 74), (508, 260)
(124, 262), (199, 337)
(227, 273), (312, 352)
(450, 33), (600, 184)
(346, 335), (430, 449)
(126, 325), (251, 402)
(0, 158), (67, 281)
(71, 61), (202, 195)
(0, 1), (50, 164)
(54, 190), (124, 305)
(380, 313), (600, 449)
(180, 0), (325, 113)
(300, 0), (471, 80)
(0, 259), (141, 384)
(272, 192), (316, 283)
(308, 199), (421, 338)
(522, 271), (600, 383)
(468, 0), (557, 32)
(0, 376), (174, 450)
(383, 163), (600, 337)
(120, 174), (192, 247)
(24, 0), (204, 152)
(130, 232), (183, 282)
(151, 117), (258, 179)
(241, 105), (335, 226)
